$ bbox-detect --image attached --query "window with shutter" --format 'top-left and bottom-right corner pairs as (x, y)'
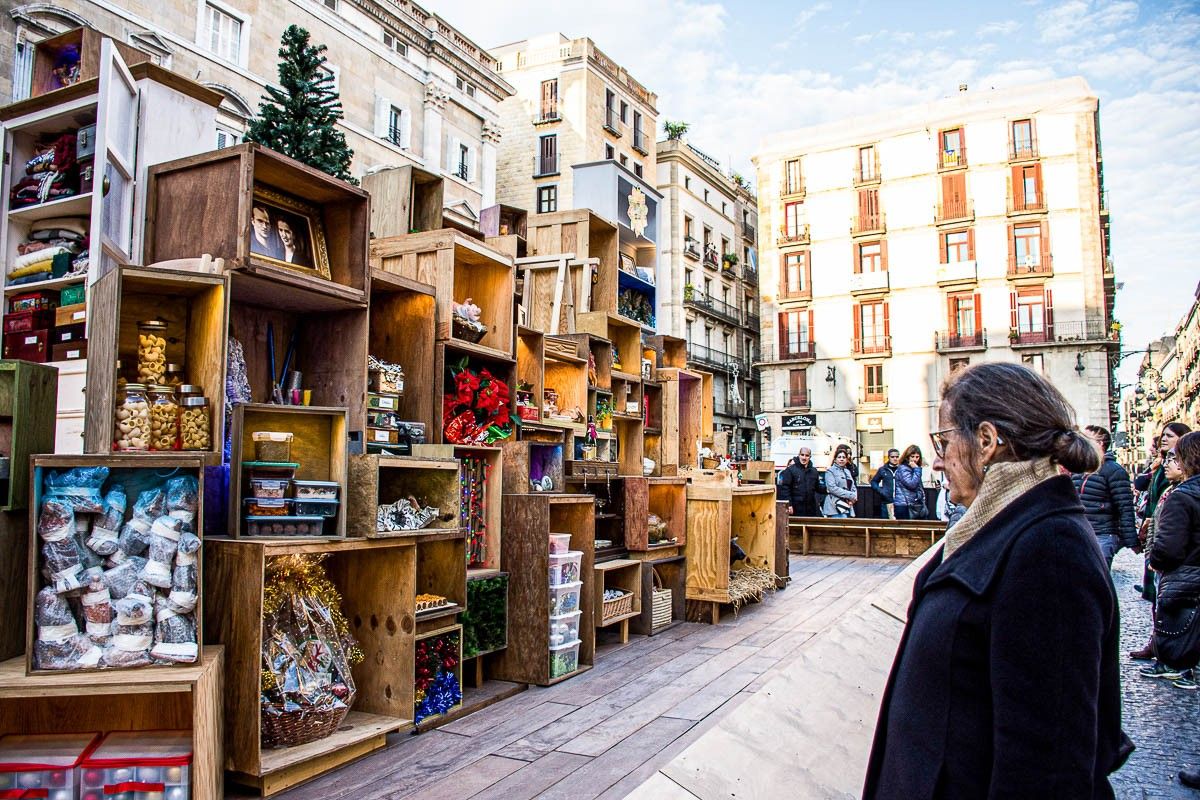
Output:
(540, 80), (558, 120)
(782, 252), (808, 296)
(1011, 119), (1035, 159)
(784, 159), (803, 195)
(1013, 224), (1042, 272)
(944, 230), (970, 263)
(374, 96), (390, 139)
(940, 173), (967, 219)
(538, 135), (557, 175)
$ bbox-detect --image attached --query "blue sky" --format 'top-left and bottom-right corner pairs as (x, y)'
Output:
(428, 0), (1199, 385)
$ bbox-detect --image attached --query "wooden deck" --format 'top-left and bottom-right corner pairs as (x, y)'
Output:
(228, 555), (908, 800)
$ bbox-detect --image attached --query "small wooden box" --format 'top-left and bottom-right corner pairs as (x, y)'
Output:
(55, 303), (87, 327)
(31, 28), (148, 98)
(413, 624), (463, 727)
(2, 330), (49, 362)
(347, 454), (460, 538)
(50, 341), (87, 361)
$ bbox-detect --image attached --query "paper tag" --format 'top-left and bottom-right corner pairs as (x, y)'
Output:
(38, 622), (78, 642)
(373, 429), (390, 442)
(67, 349), (80, 359)
(151, 641), (198, 659)
(112, 633), (152, 651)
(81, 588), (110, 606)
(72, 310), (85, 320)
(150, 518), (181, 541)
(169, 509), (196, 525)
(61, 331), (73, 341)
(86, 620), (112, 638)
(377, 397), (396, 409)
(24, 335), (36, 345)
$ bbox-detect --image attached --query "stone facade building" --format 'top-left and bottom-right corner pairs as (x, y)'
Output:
(3, 0), (513, 228)
(656, 137), (761, 457)
(491, 33), (656, 218)
(752, 77), (1118, 471)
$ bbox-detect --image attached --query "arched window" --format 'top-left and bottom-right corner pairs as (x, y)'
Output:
(8, 4), (93, 101)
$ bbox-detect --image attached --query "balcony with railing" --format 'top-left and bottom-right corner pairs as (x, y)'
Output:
(743, 263), (758, 284)
(853, 156), (881, 187)
(604, 107), (621, 136)
(742, 222), (757, 242)
(782, 177), (806, 199)
(853, 335), (892, 357)
(1007, 254), (1053, 280)
(936, 259), (978, 286)
(935, 330), (988, 352)
(851, 212), (886, 236)
(1009, 136), (1039, 162)
(1007, 191), (1047, 215)
(777, 223), (810, 246)
(1100, 190), (1110, 217)
(1008, 317), (1116, 349)
(533, 152), (559, 177)
(859, 386), (888, 405)
(683, 237), (700, 260)
(849, 269), (890, 295)
(687, 342), (736, 372)
(703, 246), (720, 269)
(938, 146), (968, 170)
(683, 292), (742, 326)
(455, 162), (469, 181)
(782, 389), (810, 409)
(743, 311), (760, 331)
(535, 108), (560, 125)
(632, 128), (648, 155)
(758, 342), (817, 364)
(935, 199), (974, 224)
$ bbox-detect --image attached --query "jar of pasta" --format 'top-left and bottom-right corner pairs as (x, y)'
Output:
(114, 383), (150, 451)
(179, 395), (211, 452)
(137, 320), (168, 385)
(148, 385), (180, 451)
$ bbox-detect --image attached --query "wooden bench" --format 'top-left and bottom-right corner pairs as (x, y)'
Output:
(789, 517), (945, 558)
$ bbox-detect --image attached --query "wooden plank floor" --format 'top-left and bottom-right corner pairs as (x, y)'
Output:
(228, 555), (907, 800)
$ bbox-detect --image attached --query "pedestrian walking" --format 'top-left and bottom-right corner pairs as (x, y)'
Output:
(870, 449), (900, 519)
(1071, 425), (1138, 567)
(822, 444), (858, 518)
(863, 362), (1131, 799)
(778, 449), (821, 517)
(893, 445), (928, 520)
(1134, 423), (1192, 603)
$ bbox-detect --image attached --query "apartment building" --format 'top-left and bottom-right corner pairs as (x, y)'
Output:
(752, 78), (1118, 470)
(656, 137), (761, 457)
(3, 0), (513, 227)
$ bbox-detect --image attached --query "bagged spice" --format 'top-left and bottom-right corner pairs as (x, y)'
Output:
(37, 498), (84, 593)
(168, 531), (201, 613)
(87, 485), (127, 556)
(33, 586), (101, 670)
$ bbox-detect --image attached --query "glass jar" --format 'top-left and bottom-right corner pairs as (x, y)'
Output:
(165, 362), (185, 389)
(148, 385), (179, 451)
(115, 359), (126, 391)
(114, 383), (150, 451)
(179, 395), (211, 452)
(176, 384), (203, 403)
(137, 320), (168, 386)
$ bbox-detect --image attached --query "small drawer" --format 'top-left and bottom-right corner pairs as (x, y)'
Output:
(3, 308), (55, 334)
(54, 303), (87, 327)
(244, 497), (293, 516)
(3, 329), (49, 362)
(50, 341), (87, 361)
(52, 322), (85, 344)
(244, 515), (327, 537)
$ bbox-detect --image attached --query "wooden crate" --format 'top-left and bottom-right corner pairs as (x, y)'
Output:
(204, 538), (414, 793)
(361, 164), (443, 238)
(660, 368), (703, 471)
(448, 445), (503, 574)
(515, 327), (544, 424)
(462, 572), (509, 661)
(576, 312), (642, 377)
(0, 646), (224, 800)
(542, 343), (587, 426)
(414, 534), (467, 636)
(593, 559), (642, 642)
(788, 517), (944, 558)
(612, 416), (644, 477)
(0, 361), (57, 510)
(27, 455), (206, 673)
(624, 476), (687, 551)
(370, 230), (515, 359)
(517, 253), (590, 335)
(648, 334), (688, 370)
(229, 405), (348, 538)
(346, 454), (460, 538)
(527, 209), (618, 291)
(731, 485), (777, 572)
(683, 483), (733, 605)
(30, 28), (149, 98)
(367, 270), (436, 441)
(492, 494), (594, 686)
(630, 556), (686, 637)
(145, 143), (370, 308)
(482, 203), (528, 259)
(563, 475), (628, 559)
(696, 369), (715, 445)
(84, 266), (229, 462)
(502, 440), (564, 494)
(413, 623), (463, 728)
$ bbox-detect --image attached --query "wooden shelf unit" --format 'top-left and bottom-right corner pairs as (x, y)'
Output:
(145, 143), (370, 307)
(84, 265), (228, 462)
(27, 28), (148, 99)
(0, 361), (57, 510)
(229, 404), (349, 538)
(542, 341), (588, 426)
(502, 439), (565, 494)
(482, 203), (528, 259)
(414, 534), (467, 637)
(659, 368), (703, 473)
(204, 537), (415, 793)
(697, 369), (715, 445)
(630, 555), (686, 637)
(346, 454), (460, 538)
(623, 476), (687, 551)
(563, 476), (630, 559)
(361, 164), (444, 238)
(412, 443), (504, 573)
(684, 483), (778, 623)
(515, 326), (544, 424)
(577, 312), (641, 378)
(492, 494), (595, 686)
(367, 269), (436, 441)
(0, 646), (224, 800)
(593, 559), (642, 643)
(413, 623), (463, 729)
(370, 229), (515, 357)
(648, 334), (688, 371)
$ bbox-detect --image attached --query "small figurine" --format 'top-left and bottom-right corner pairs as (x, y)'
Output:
(587, 415), (598, 445)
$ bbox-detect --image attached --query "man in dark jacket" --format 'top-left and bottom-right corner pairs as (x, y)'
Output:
(1071, 426), (1138, 567)
(778, 449), (820, 516)
(870, 449), (900, 519)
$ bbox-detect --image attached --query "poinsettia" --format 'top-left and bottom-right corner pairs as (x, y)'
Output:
(444, 358), (515, 445)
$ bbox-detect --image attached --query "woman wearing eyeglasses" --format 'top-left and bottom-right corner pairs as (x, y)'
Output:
(863, 363), (1131, 799)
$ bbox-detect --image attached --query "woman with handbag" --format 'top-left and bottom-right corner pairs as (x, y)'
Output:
(864, 362), (1130, 799)
(822, 444), (858, 518)
(893, 445), (927, 520)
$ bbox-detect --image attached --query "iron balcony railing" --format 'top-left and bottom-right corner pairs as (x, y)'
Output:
(1009, 136), (1039, 161)
(777, 223), (810, 245)
(782, 389), (810, 408)
(743, 312), (760, 331)
(743, 264), (758, 284)
(1007, 255), (1053, 278)
(633, 129), (648, 154)
(851, 213), (886, 236)
(759, 342), (816, 363)
(686, 342), (736, 372)
(742, 222), (756, 242)
(683, 238), (700, 260)
(935, 331), (988, 352)
(859, 386), (888, 404)
(534, 153), (558, 176)
(683, 293), (741, 326)
(703, 248), (720, 268)
(604, 107), (621, 135)
(938, 146), (967, 170)
(853, 335), (891, 356)
(935, 199), (974, 223)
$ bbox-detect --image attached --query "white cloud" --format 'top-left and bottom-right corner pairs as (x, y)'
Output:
(977, 19), (1020, 36)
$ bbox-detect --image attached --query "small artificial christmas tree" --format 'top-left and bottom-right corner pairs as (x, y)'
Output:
(245, 25), (357, 184)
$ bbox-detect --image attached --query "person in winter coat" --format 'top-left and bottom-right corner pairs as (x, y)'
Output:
(893, 445), (927, 520)
(1071, 425), (1138, 567)
(1134, 422), (1191, 603)
(864, 362), (1130, 799)
(778, 449), (821, 517)
(871, 449), (900, 519)
(936, 473), (967, 528)
(822, 445), (858, 518)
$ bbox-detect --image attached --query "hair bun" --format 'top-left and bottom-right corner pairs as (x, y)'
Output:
(1054, 428), (1102, 473)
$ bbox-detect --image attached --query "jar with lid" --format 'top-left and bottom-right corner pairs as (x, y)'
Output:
(179, 395), (211, 451)
(176, 384), (203, 402)
(148, 385), (180, 451)
(137, 320), (168, 385)
(165, 362), (185, 389)
(114, 383), (151, 451)
(115, 359), (126, 391)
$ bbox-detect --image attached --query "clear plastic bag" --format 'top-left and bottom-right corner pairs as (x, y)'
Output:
(168, 531), (201, 613)
(151, 600), (198, 664)
(108, 487), (164, 567)
(139, 515), (182, 589)
(87, 485), (127, 555)
(165, 475), (200, 528)
(43, 466), (110, 513)
(37, 498), (84, 593)
(33, 586), (101, 670)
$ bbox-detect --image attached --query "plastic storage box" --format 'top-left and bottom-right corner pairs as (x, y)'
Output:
(0, 732), (100, 799)
(243, 497), (292, 516)
(252, 431), (293, 462)
(548, 638), (581, 679)
(548, 551), (583, 586)
(291, 480), (339, 500)
(244, 515), (325, 537)
(548, 610), (582, 647)
(292, 498), (339, 518)
(248, 478), (290, 499)
(548, 580), (582, 616)
(548, 533), (572, 554)
(80, 730), (191, 800)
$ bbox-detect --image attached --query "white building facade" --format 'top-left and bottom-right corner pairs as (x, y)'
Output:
(753, 78), (1118, 472)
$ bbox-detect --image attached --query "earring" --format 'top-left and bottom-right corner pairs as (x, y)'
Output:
(996, 436), (1005, 445)
(982, 464), (990, 475)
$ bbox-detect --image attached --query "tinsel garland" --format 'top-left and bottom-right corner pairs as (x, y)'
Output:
(261, 554), (364, 692)
(461, 456), (489, 567)
(414, 630), (461, 723)
(415, 670), (462, 722)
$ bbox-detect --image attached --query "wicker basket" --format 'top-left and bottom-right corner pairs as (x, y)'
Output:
(651, 569), (673, 632)
(452, 316), (487, 344)
(261, 702), (351, 749)
(601, 590), (634, 623)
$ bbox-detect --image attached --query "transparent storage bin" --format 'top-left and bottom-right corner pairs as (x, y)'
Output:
(548, 551), (583, 587)
(548, 533), (571, 554)
(548, 580), (582, 616)
(548, 610), (582, 647)
(0, 732), (99, 799)
(549, 638), (581, 679)
(80, 730), (191, 800)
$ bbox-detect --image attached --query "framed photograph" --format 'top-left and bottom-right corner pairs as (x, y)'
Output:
(248, 185), (331, 280)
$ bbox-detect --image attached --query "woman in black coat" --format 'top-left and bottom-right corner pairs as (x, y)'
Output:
(864, 363), (1131, 799)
